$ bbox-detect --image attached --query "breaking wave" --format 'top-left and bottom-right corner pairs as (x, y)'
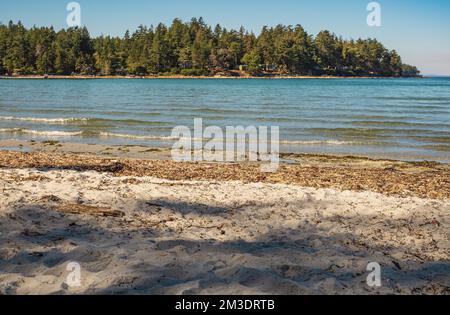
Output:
(99, 132), (179, 141)
(0, 128), (83, 137)
(0, 116), (89, 124)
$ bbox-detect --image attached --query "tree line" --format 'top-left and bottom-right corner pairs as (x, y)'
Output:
(0, 18), (420, 77)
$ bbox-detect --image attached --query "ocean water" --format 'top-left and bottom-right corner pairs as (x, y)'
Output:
(0, 78), (449, 162)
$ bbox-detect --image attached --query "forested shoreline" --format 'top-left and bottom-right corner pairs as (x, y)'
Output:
(0, 18), (420, 77)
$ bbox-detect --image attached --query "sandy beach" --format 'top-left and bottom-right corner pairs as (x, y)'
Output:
(2, 0), (449, 302)
(0, 143), (449, 295)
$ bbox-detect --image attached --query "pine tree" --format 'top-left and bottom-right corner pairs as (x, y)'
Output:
(3, 21), (31, 74)
(0, 20), (419, 77)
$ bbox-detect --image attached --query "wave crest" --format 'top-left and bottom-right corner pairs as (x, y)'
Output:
(0, 116), (89, 124)
(0, 128), (83, 137)
(99, 132), (178, 141)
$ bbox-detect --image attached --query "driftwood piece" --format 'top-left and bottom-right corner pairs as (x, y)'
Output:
(55, 204), (124, 218)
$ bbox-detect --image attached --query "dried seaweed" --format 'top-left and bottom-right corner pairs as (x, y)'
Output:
(0, 151), (448, 200)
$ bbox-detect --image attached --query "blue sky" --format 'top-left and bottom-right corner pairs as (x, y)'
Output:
(1, 0), (450, 75)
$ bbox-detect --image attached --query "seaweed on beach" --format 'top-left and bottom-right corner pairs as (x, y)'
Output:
(0, 151), (448, 200)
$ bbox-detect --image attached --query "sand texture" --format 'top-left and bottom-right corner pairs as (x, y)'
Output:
(0, 164), (449, 295)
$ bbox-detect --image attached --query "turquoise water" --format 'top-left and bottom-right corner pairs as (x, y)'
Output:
(0, 78), (449, 162)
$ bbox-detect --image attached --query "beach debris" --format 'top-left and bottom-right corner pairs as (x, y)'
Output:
(40, 195), (63, 203)
(55, 204), (124, 218)
(0, 151), (448, 199)
(22, 229), (45, 237)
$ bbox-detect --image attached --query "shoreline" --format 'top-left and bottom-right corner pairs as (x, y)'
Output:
(0, 74), (424, 80)
(1, 139), (448, 164)
(0, 143), (448, 200)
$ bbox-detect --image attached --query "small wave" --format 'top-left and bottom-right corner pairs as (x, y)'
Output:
(420, 144), (450, 152)
(411, 136), (450, 144)
(0, 128), (83, 137)
(0, 116), (89, 124)
(81, 118), (167, 127)
(99, 132), (364, 145)
(0, 115), (170, 127)
(280, 140), (362, 145)
(99, 132), (178, 141)
(352, 121), (450, 128)
(377, 96), (450, 102)
(0, 128), (22, 133)
(190, 108), (244, 114)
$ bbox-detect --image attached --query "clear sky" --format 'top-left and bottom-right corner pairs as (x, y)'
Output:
(1, 0), (449, 75)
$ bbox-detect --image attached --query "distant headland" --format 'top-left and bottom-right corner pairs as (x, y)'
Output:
(0, 18), (420, 78)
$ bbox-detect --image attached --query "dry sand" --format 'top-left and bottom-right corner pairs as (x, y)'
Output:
(0, 148), (449, 295)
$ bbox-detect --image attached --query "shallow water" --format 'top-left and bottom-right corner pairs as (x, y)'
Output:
(0, 78), (449, 162)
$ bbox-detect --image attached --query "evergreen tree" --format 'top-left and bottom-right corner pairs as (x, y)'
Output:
(28, 26), (56, 74)
(314, 31), (341, 75)
(3, 21), (31, 74)
(0, 23), (8, 74)
(0, 20), (420, 77)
